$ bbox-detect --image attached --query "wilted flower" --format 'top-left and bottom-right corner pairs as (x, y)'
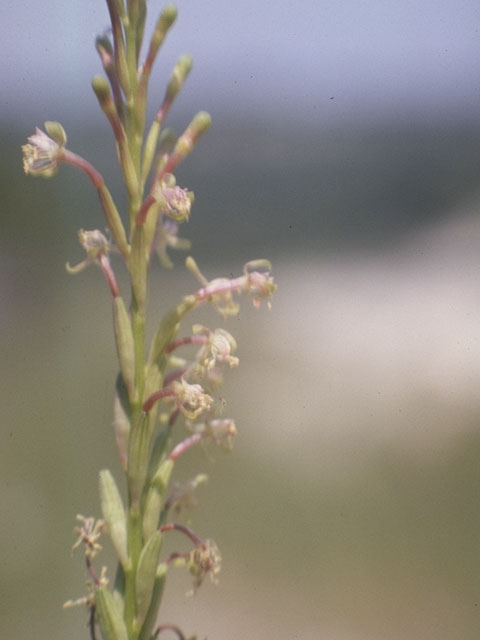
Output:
(72, 515), (104, 560)
(189, 418), (237, 451)
(188, 538), (221, 593)
(22, 123), (66, 178)
(157, 184), (193, 222)
(66, 230), (119, 297)
(192, 325), (239, 371)
(170, 378), (213, 420)
(243, 260), (276, 309)
(66, 229), (110, 273)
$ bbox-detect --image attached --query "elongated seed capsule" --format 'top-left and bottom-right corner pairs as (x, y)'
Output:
(95, 586), (129, 640)
(135, 530), (164, 630)
(138, 564), (167, 640)
(99, 469), (129, 568)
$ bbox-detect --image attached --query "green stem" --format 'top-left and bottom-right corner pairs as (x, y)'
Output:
(132, 299), (146, 403)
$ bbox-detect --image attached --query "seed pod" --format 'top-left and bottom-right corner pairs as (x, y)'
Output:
(99, 469), (128, 568)
(138, 563), (167, 640)
(95, 586), (129, 640)
(127, 412), (151, 507)
(135, 531), (164, 629)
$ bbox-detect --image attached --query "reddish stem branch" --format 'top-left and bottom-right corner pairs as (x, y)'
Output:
(169, 433), (202, 462)
(62, 149), (104, 188)
(153, 623), (187, 640)
(159, 522), (203, 546)
(195, 276), (245, 302)
(162, 368), (188, 388)
(142, 387), (175, 413)
(99, 253), (120, 298)
(165, 335), (206, 354)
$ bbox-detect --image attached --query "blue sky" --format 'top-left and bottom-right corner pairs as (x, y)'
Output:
(3, 0), (480, 126)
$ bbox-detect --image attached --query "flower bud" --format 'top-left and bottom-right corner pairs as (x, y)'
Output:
(145, 5), (178, 73)
(135, 531), (164, 629)
(165, 54), (193, 104)
(95, 586), (129, 640)
(99, 469), (128, 568)
(175, 111), (211, 158)
(92, 75), (114, 111)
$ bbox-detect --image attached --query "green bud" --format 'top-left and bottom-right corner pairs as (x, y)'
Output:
(96, 35), (113, 56)
(135, 531), (164, 629)
(151, 5), (177, 53)
(99, 469), (129, 568)
(188, 111), (212, 141)
(92, 75), (113, 109)
(138, 564), (167, 640)
(175, 111), (211, 159)
(92, 77), (138, 202)
(95, 586), (129, 640)
(142, 458), (174, 540)
(44, 121), (67, 147)
(113, 297), (136, 401)
(165, 54), (193, 103)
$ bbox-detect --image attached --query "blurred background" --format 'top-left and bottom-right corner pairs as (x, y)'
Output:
(3, 0), (480, 638)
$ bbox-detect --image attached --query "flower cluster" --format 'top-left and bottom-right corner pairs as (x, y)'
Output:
(22, 2), (274, 640)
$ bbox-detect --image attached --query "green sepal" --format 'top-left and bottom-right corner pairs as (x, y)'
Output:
(113, 297), (136, 401)
(134, 530), (164, 630)
(99, 470), (129, 568)
(95, 586), (129, 640)
(138, 563), (167, 640)
(44, 121), (67, 146)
